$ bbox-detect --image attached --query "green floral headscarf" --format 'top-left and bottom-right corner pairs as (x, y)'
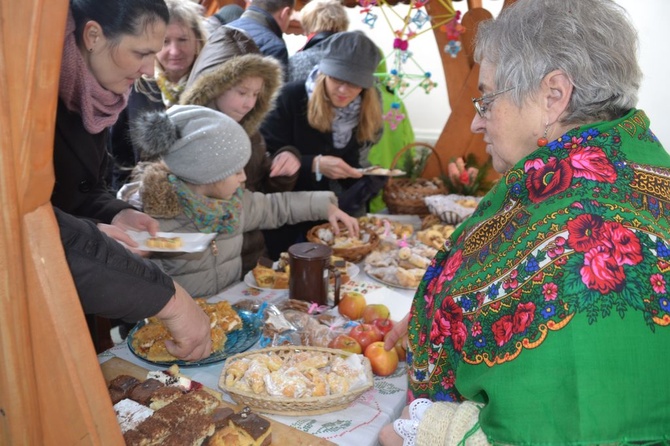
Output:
(408, 110), (670, 444)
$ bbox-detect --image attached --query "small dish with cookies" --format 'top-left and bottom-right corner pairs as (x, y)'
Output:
(126, 230), (217, 253)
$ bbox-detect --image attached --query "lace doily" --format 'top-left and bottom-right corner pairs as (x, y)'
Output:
(392, 398), (433, 446)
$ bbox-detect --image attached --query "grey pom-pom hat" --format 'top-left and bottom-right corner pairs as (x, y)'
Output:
(318, 31), (381, 89)
(132, 104), (251, 185)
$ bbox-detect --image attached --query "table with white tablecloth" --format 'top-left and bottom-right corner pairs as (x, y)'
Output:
(99, 272), (416, 446)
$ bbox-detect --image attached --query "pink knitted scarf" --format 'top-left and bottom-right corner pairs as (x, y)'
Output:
(58, 11), (129, 134)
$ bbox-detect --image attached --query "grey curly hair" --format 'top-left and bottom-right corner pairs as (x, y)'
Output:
(474, 0), (642, 125)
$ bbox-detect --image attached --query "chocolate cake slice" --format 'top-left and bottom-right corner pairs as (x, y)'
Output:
(210, 406), (235, 429)
(161, 415), (215, 446)
(148, 386), (185, 410)
(123, 415), (171, 446)
(228, 407), (272, 446)
(108, 375), (141, 404)
(128, 378), (165, 405)
(153, 389), (219, 425)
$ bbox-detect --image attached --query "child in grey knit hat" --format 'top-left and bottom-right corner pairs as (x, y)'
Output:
(122, 105), (358, 298)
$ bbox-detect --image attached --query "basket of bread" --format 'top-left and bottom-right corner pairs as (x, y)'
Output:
(306, 223), (380, 263)
(383, 142), (448, 216)
(219, 345), (373, 416)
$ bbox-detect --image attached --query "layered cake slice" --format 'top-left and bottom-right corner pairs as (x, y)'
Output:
(209, 407), (272, 446)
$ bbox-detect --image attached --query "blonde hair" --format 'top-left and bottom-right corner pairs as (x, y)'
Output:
(137, 0), (208, 97)
(300, 0), (349, 34)
(157, 0), (208, 70)
(307, 74), (382, 143)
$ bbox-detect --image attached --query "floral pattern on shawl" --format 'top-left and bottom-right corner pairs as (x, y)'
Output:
(407, 110), (670, 403)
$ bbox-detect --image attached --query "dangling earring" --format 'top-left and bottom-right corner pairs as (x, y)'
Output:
(537, 122), (549, 147)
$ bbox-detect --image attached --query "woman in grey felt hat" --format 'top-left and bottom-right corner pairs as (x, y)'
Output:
(260, 30), (385, 256)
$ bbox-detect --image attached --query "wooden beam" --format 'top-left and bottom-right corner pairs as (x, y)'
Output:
(423, 5), (494, 177)
(0, 0), (124, 443)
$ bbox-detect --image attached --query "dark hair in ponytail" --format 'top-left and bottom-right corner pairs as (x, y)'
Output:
(70, 0), (169, 46)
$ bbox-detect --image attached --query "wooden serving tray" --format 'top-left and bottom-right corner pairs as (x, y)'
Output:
(100, 357), (334, 446)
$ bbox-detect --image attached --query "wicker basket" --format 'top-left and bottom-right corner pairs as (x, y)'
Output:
(383, 142), (448, 215)
(306, 223), (380, 263)
(219, 346), (374, 416)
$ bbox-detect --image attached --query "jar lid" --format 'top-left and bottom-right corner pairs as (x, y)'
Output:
(288, 242), (332, 260)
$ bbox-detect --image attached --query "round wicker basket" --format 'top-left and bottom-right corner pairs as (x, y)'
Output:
(219, 346), (374, 416)
(383, 142), (448, 215)
(306, 223), (380, 263)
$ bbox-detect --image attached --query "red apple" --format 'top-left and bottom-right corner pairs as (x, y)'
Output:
(392, 334), (408, 362)
(372, 318), (394, 336)
(338, 292), (367, 320)
(364, 341), (399, 376)
(328, 334), (362, 354)
(348, 323), (383, 351)
(362, 304), (391, 324)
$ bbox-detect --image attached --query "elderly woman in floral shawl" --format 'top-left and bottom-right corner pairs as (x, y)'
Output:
(380, 0), (670, 445)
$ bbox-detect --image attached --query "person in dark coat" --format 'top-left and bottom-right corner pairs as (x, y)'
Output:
(54, 0), (211, 359)
(204, 4), (244, 34)
(288, 0), (349, 82)
(226, 0), (295, 77)
(108, 0), (208, 190)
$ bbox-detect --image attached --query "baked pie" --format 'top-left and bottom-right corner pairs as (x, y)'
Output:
(130, 299), (241, 362)
(250, 255), (289, 289)
(145, 236), (182, 249)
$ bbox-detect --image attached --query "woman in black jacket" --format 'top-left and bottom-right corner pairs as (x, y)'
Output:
(53, 0), (211, 359)
(260, 31), (385, 256)
(108, 0), (208, 190)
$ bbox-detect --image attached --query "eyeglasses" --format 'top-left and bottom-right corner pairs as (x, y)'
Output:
(472, 86), (516, 118)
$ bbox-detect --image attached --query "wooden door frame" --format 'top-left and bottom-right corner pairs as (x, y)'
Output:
(0, 1), (123, 444)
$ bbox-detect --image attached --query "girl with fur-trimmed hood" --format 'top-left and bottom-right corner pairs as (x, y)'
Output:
(180, 26), (302, 274)
(127, 105), (358, 298)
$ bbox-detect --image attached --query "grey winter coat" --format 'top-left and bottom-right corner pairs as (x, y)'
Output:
(135, 163), (337, 298)
(181, 26), (300, 274)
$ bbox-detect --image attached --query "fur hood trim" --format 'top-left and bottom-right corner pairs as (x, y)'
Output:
(138, 162), (182, 219)
(181, 32), (283, 136)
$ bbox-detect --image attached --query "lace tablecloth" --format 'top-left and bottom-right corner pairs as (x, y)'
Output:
(99, 274), (415, 446)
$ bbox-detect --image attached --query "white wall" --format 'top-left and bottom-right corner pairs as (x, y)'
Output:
(286, 1), (669, 147)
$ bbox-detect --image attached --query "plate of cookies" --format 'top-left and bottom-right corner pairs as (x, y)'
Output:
(364, 242), (438, 290)
(128, 299), (262, 367)
(357, 165), (406, 176)
(245, 253), (359, 290)
(126, 230), (217, 253)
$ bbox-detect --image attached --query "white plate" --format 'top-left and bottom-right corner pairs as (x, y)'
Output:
(357, 166), (406, 176)
(244, 263), (360, 291)
(365, 272), (418, 291)
(126, 230), (217, 253)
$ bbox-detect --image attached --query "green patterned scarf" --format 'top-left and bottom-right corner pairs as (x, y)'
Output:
(408, 109), (670, 444)
(168, 174), (243, 234)
(155, 69), (187, 108)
